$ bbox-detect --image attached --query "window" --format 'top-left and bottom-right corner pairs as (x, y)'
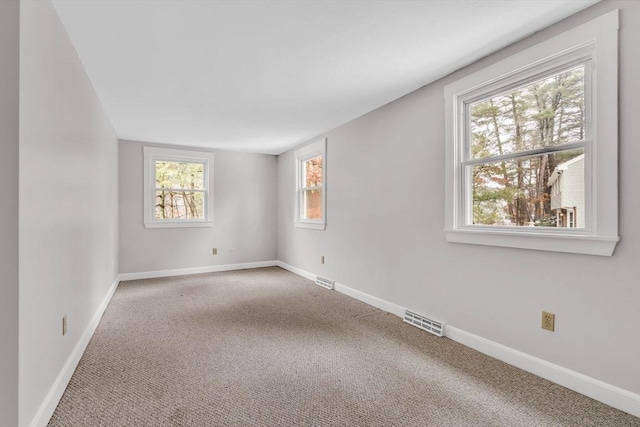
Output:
(468, 66), (586, 229)
(143, 146), (214, 228)
(444, 10), (619, 256)
(294, 138), (326, 230)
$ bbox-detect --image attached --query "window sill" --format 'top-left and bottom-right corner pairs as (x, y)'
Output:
(294, 221), (326, 230)
(444, 228), (619, 256)
(144, 221), (213, 229)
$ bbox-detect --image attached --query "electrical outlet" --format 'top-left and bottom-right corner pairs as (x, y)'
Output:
(542, 311), (555, 331)
(320, 255), (325, 264)
(62, 315), (68, 336)
(212, 248), (217, 255)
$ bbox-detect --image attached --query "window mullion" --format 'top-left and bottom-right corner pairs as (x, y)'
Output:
(463, 140), (590, 167)
(444, 10), (619, 255)
(155, 188), (205, 193)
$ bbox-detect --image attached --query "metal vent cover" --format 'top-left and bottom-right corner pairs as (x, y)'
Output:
(403, 310), (444, 337)
(315, 276), (335, 290)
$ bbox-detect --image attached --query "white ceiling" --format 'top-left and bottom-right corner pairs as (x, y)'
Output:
(51, 0), (598, 155)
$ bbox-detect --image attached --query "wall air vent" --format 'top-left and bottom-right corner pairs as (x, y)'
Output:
(403, 310), (444, 337)
(315, 276), (335, 290)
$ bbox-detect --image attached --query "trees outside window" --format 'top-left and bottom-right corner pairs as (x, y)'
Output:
(444, 10), (619, 256)
(143, 147), (214, 228)
(300, 156), (323, 220)
(154, 160), (205, 220)
(469, 65), (586, 228)
(294, 139), (326, 230)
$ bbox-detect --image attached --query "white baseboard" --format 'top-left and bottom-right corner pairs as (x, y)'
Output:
(31, 261), (279, 426)
(334, 282), (405, 318)
(277, 260), (640, 418)
(29, 276), (120, 427)
(276, 261), (405, 317)
(29, 261), (640, 424)
(276, 261), (316, 281)
(119, 260), (278, 281)
(445, 325), (640, 418)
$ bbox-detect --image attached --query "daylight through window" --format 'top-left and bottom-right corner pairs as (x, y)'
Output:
(154, 160), (205, 220)
(143, 147), (214, 228)
(294, 138), (326, 230)
(444, 10), (619, 256)
(300, 156), (323, 220)
(467, 65), (587, 229)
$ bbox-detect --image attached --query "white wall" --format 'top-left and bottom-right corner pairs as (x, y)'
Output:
(277, 0), (640, 396)
(0, 1), (20, 425)
(119, 140), (277, 274)
(18, 0), (119, 425)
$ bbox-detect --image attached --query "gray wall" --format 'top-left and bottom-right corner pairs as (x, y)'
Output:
(18, 0), (120, 424)
(0, 0), (20, 425)
(119, 140), (277, 274)
(277, 0), (640, 395)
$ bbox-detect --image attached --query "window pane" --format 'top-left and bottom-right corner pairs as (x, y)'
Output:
(304, 156), (323, 187)
(155, 191), (204, 219)
(471, 149), (584, 228)
(301, 189), (322, 220)
(155, 161), (204, 190)
(470, 66), (585, 160)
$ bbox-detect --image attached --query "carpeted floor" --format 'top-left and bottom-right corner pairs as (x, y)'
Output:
(49, 267), (639, 426)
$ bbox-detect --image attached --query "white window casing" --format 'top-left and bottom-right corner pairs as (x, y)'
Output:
(143, 146), (214, 228)
(444, 10), (619, 256)
(294, 138), (327, 230)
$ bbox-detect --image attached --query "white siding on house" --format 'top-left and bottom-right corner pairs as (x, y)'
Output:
(563, 156), (585, 227)
(550, 178), (562, 211)
(550, 154), (585, 227)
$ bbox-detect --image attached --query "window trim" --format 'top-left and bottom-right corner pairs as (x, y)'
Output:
(143, 146), (214, 229)
(444, 10), (619, 256)
(294, 138), (327, 230)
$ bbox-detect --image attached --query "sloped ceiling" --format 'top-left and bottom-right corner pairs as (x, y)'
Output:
(52, 0), (598, 154)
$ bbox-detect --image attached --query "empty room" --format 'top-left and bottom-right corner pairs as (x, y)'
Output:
(1, 0), (639, 426)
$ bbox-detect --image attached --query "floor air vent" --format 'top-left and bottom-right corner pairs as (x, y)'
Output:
(403, 310), (444, 337)
(315, 276), (335, 290)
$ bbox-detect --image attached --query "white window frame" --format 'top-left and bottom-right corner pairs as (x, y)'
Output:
(143, 146), (214, 228)
(444, 10), (619, 256)
(294, 138), (327, 230)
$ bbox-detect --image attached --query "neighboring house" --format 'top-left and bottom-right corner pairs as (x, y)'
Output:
(548, 154), (584, 228)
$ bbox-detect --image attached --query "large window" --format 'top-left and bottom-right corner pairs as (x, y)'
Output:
(444, 10), (619, 256)
(294, 138), (326, 230)
(143, 147), (214, 228)
(468, 65), (587, 229)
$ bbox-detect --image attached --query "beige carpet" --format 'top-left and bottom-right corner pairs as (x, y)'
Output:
(49, 267), (638, 426)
